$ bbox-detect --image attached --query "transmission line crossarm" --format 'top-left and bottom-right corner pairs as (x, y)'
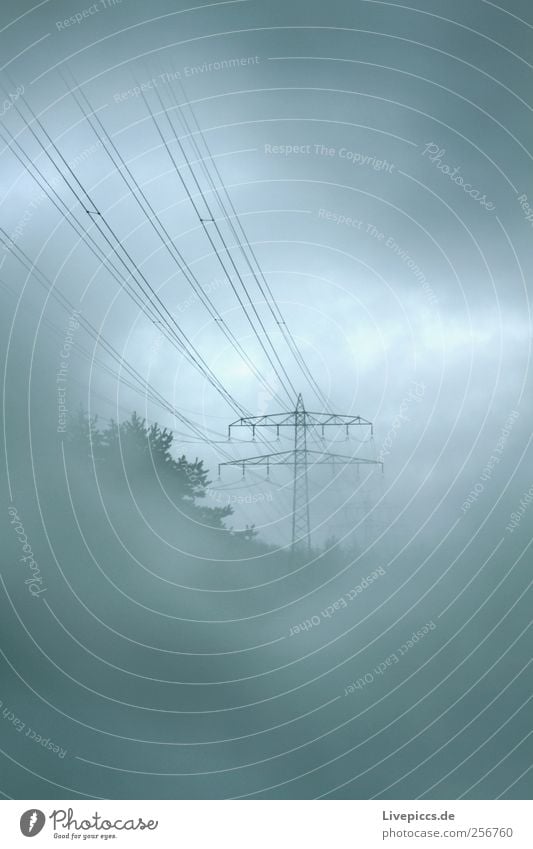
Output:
(218, 450), (381, 472)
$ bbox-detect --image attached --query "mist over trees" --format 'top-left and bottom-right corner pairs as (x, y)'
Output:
(64, 408), (276, 556)
(60, 408), (366, 565)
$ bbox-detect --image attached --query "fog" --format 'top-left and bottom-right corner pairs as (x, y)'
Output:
(1, 0), (532, 800)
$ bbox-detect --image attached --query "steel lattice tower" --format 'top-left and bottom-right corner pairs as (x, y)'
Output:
(219, 394), (382, 553)
(292, 394), (311, 551)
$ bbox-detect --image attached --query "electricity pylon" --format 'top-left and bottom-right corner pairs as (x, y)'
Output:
(218, 394), (382, 552)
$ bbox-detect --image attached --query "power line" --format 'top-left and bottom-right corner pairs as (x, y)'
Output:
(140, 82), (298, 408)
(168, 78), (330, 409)
(1, 92), (248, 418)
(0, 228), (225, 442)
(62, 70), (290, 414)
(1, 80), (282, 465)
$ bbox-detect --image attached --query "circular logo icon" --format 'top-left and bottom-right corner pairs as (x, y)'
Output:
(20, 810), (46, 837)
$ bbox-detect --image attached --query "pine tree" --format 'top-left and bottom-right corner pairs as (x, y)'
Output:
(66, 409), (233, 529)
(68, 405), (105, 461)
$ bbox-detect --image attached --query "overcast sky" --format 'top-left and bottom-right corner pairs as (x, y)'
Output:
(2, 0), (533, 804)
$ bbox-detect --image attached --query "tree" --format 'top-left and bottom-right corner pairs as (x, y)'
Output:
(68, 405), (106, 461)
(66, 409), (233, 528)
